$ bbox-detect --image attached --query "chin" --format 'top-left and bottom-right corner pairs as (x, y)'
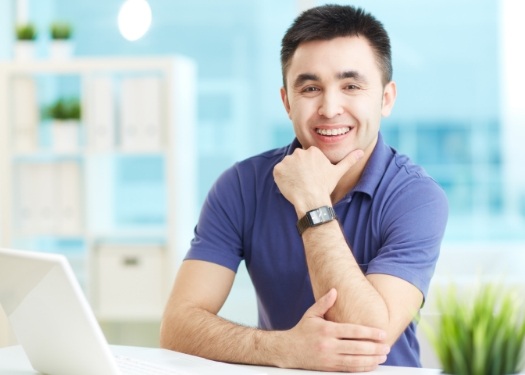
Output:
(325, 152), (346, 165)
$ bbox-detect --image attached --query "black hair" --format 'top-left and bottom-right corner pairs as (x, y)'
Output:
(280, 4), (392, 87)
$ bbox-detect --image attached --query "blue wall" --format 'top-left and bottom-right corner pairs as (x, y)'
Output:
(5, 0), (521, 242)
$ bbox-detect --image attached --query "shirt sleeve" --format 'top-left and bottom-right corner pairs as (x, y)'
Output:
(184, 164), (245, 272)
(366, 177), (449, 301)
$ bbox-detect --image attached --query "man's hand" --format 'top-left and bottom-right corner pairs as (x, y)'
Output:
(278, 288), (390, 372)
(273, 146), (364, 213)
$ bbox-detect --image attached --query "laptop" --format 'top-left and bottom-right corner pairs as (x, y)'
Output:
(0, 248), (266, 375)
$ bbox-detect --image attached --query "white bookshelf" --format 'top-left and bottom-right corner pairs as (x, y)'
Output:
(0, 56), (197, 325)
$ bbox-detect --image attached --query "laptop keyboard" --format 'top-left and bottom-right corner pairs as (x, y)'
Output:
(115, 354), (190, 375)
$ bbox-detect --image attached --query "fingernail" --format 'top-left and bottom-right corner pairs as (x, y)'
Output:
(356, 150), (364, 160)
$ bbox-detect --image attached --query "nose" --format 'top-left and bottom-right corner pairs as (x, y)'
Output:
(318, 90), (344, 118)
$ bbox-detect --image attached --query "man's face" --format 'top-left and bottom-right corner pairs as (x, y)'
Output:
(281, 36), (396, 164)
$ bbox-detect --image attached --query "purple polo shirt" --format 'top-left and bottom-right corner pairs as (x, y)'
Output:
(185, 133), (448, 367)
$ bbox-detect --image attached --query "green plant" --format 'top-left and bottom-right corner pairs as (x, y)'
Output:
(50, 21), (72, 40)
(45, 98), (81, 121)
(425, 283), (525, 375)
(15, 23), (37, 41)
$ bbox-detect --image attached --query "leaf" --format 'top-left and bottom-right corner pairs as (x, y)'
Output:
(424, 283), (525, 375)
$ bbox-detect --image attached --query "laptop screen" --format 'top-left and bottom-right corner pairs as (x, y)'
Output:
(0, 248), (120, 375)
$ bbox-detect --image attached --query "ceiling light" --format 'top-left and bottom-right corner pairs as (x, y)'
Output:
(117, 0), (152, 42)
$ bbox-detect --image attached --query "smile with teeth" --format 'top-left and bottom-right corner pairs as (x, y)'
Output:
(316, 127), (351, 136)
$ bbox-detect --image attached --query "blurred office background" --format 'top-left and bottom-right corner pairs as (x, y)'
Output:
(1, 0), (524, 355)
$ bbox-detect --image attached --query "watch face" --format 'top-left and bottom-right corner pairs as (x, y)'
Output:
(309, 207), (330, 225)
(297, 206), (335, 235)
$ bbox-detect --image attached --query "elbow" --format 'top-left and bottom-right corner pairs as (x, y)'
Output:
(159, 321), (171, 350)
(159, 317), (176, 350)
(328, 307), (413, 347)
(328, 307), (400, 346)
(160, 303), (206, 355)
(159, 310), (186, 352)
(325, 300), (390, 332)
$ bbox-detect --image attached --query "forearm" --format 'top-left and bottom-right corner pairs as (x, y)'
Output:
(160, 304), (286, 367)
(302, 220), (389, 330)
(161, 293), (390, 372)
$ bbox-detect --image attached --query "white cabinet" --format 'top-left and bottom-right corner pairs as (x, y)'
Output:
(94, 243), (166, 320)
(0, 57), (197, 322)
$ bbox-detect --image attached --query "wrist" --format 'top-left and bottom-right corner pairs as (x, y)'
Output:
(271, 329), (296, 369)
(296, 205), (337, 236)
(253, 329), (290, 368)
(294, 198), (332, 218)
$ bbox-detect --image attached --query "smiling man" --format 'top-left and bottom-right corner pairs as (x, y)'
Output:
(160, 4), (448, 373)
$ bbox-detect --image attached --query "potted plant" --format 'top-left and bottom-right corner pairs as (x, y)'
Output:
(14, 23), (37, 60)
(49, 21), (74, 60)
(424, 283), (525, 375)
(46, 97), (82, 152)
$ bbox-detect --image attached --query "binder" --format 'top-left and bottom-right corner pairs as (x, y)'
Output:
(119, 77), (141, 150)
(119, 76), (163, 151)
(56, 161), (83, 235)
(16, 163), (39, 233)
(17, 161), (83, 235)
(17, 163), (59, 234)
(34, 162), (59, 233)
(12, 77), (38, 153)
(85, 76), (115, 151)
(138, 76), (163, 150)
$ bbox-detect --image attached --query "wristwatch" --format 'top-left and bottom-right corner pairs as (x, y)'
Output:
(296, 206), (336, 236)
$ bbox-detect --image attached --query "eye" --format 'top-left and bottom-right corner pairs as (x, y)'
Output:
(298, 85), (321, 97)
(302, 86), (320, 93)
(345, 84), (360, 90)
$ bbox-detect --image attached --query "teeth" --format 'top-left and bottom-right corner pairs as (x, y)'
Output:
(316, 127), (350, 136)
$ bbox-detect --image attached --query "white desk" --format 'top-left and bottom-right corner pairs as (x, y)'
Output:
(0, 344), (443, 375)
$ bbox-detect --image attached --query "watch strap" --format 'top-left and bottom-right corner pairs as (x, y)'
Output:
(296, 206), (336, 236)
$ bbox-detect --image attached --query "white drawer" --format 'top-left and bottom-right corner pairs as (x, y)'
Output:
(94, 244), (166, 320)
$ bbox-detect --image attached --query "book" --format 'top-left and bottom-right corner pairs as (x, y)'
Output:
(12, 77), (38, 153)
(85, 76), (115, 151)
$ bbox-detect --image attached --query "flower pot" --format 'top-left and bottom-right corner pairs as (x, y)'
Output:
(51, 120), (80, 152)
(14, 41), (36, 61)
(49, 40), (74, 60)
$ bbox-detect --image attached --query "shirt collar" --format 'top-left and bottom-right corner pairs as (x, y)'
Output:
(285, 138), (302, 156)
(351, 132), (392, 198)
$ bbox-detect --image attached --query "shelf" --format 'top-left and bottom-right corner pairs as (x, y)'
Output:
(11, 149), (167, 161)
(0, 55), (198, 323)
(0, 56), (193, 75)
(12, 152), (85, 162)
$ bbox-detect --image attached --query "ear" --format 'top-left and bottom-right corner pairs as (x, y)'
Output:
(280, 86), (292, 117)
(381, 81), (397, 117)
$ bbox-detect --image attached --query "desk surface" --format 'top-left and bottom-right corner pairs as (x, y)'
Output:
(0, 344), (444, 375)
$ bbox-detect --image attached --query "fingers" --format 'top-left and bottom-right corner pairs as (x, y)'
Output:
(306, 288), (337, 318)
(317, 342), (388, 373)
(332, 321), (386, 342)
(335, 149), (364, 173)
(306, 146), (365, 182)
(327, 340), (389, 373)
(336, 338), (390, 357)
(314, 339), (389, 372)
(334, 355), (385, 373)
(290, 301), (390, 372)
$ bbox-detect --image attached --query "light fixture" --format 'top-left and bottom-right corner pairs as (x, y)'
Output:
(117, 0), (152, 42)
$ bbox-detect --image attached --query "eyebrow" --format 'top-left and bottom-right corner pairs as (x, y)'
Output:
(293, 73), (319, 89)
(337, 70), (368, 83)
(292, 70), (367, 89)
